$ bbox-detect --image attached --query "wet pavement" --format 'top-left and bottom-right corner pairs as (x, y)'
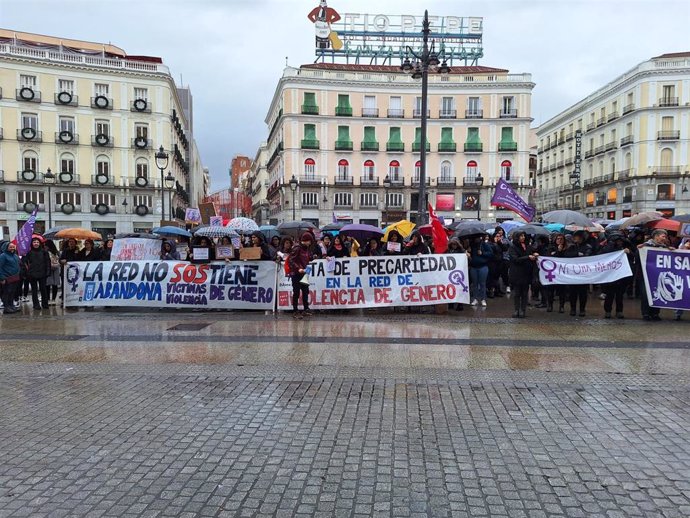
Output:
(1, 296), (689, 517)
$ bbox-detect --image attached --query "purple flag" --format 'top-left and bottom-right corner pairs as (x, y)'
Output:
(490, 178), (536, 222)
(16, 207), (39, 255)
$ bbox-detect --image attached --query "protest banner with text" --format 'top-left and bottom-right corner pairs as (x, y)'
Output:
(537, 251), (632, 285)
(639, 248), (690, 311)
(64, 260), (277, 310)
(111, 238), (163, 261)
(276, 254), (469, 310)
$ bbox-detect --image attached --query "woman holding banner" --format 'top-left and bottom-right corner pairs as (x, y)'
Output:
(545, 233), (569, 313)
(288, 232), (316, 319)
(638, 229), (673, 321)
(508, 231), (538, 318)
(563, 231), (592, 317)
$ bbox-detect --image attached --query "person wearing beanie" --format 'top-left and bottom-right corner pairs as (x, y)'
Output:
(287, 232), (316, 318)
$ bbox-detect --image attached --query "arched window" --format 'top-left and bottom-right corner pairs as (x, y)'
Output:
(609, 158), (616, 175)
(598, 160), (604, 175)
(362, 160), (375, 181)
(466, 160), (478, 181)
(96, 155), (110, 176)
(624, 152), (632, 171)
(304, 158), (315, 178)
(588, 163), (594, 180)
(389, 160), (401, 181)
(501, 160), (512, 181)
(136, 158), (148, 179)
(337, 159), (349, 179)
(60, 153), (75, 174)
(440, 160), (452, 181)
(660, 148), (673, 167)
(22, 150), (38, 172)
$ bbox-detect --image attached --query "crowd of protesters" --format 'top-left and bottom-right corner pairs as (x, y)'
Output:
(0, 223), (687, 322)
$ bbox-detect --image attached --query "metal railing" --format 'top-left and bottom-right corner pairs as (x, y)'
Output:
(300, 139), (319, 149)
(498, 142), (518, 152)
(361, 108), (378, 117)
(657, 130), (680, 140)
(359, 175), (379, 186)
(335, 140), (353, 151)
(439, 109), (457, 119)
(413, 109), (430, 118)
(657, 97), (679, 107)
(17, 129), (43, 142)
(464, 143), (483, 153)
(437, 176), (456, 186)
(91, 134), (114, 147)
(91, 96), (113, 109)
(387, 108), (405, 118)
(360, 142), (379, 151)
(334, 176), (353, 185)
(438, 142), (457, 152)
(55, 131), (79, 145)
(301, 105), (319, 115)
(298, 174), (324, 185)
(335, 106), (353, 116)
(465, 110), (483, 119)
(652, 166), (681, 176)
(620, 135), (634, 147)
(386, 142), (405, 152)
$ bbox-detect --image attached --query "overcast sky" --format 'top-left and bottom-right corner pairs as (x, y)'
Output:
(2, 0), (687, 191)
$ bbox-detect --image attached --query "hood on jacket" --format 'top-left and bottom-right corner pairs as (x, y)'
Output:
(251, 230), (266, 243)
(0, 240), (9, 253)
(300, 232), (314, 243)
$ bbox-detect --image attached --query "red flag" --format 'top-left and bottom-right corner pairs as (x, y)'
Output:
(428, 203), (448, 254)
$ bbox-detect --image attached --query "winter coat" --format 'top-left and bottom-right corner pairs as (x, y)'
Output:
(288, 244), (313, 276)
(468, 241), (493, 268)
(59, 247), (80, 263)
(508, 240), (534, 285)
(77, 247), (102, 262)
(327, 244), (349, 258)
(160, 241), (181, 261)
(0, 243), (20, 281)
(21, 247), (51, 279)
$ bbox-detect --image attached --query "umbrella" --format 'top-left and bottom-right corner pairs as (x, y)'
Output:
(646, 219), (682, 232)
(621, 211), (664, 229)
(226, 217), (259, 234)
(605, 217), (631, 232)
(114, 232), (162, 240)
(544, 223), (565, 233)
(277, 221), (321, 239)
(499, 220), (525, 234)
(340, 223), (384, 242)
(542, 209), (595, 227)
(153, 226), (193, 238)
(31, 234), (45, 243)
(321, 222), (346, 232)
(258, 225), (281, 241)
(670, 214), (690, 223)
(193, 225), (239, 239)
(55, 228), (103, 240)
(382, 220), (416, 241)
(509, 224), (550, 237)
(454, 225), (487, 239)
(564, 223), (605, 233)
(42, 225), (72, 240)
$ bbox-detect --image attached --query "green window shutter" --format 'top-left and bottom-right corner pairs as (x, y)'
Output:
(441, 128), (454, 143)
(303, 92), (316, 106)
(388, 127), (402, 143)
(304, 124), (316, 140)
(466, 127), (481, 144)
(414, 128), (421, 144)
(337, 94), (351, 108)
(500, 127), (514, 143)
(337, 126), (350, 141)
(363, 127), (376, 142)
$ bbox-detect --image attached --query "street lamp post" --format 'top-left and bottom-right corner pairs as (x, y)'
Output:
(164, 173), (175, 220)
(155, 146), (169, 222)
(401, 10), (450, 226)
(475, 173), (484, 221)
(44, 167), (55, 229)
(289, 175), (298, 221)
(382, 174), (391, 227)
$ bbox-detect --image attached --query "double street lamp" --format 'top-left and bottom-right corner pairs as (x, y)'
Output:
(155, 146), (175, 220)
(289, 174), (298, 220)
(44, 168), (55, 229)
(400, 10), (450, 225)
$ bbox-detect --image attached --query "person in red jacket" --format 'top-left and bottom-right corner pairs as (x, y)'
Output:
(288, 232), (316, 319)
(307, 0), (341, 49)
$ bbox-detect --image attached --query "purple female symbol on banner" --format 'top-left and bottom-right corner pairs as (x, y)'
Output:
(448, 270), (469, 292)
(539, 259), (558, 282)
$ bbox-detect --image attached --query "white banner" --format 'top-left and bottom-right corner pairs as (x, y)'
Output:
(277, 254), (469, 310)
(111, 238), (162, 261)
(537, 251), (632, 285)
(64, 260), (277, 310)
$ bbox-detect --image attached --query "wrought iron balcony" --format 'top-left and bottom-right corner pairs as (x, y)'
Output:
(298, 174), (324, 185)
(464, 143), (483, 153)
(499, 109), (518, 118)
(652, 166), (681, 177)
(359, 175), (379, 186)
(387, 108), (405, 118)
(622, 103), (635, 114)
(360, 142), (379, 152)
(411, 177), (431, 186)
(55, 92), (78, 106)
(657, 97), (679, 107)
(300, 139), (320, 149)
(465, 110), (483, 119)
(91, 96), (113, 109)
(301, 105), (319, 115)
(92, 134), (114, 147)
(412, 142), (431, 152)
(17, 128), (42, 142)
(335, 175), (353, 185)
(439, 109), (457, 119)
(438, 142), (457, 153)
(55, 131), (79, 145)
(657, 130), (680, 140)
(498, 142), (518, 152)
(386, 142), (405, 152)
(607, 112), (619, 122)
(437, 176), (456, 186)
(586, 122), (596, 131)
(335, 106), (353, 116)
(413, 109), (430, 118)
(597, 117), (606, 127)
(361, 108), (379, 117)
(620, 135), (634, 147)
(16, 88), (41, 103)
(335, 140), (353, 151)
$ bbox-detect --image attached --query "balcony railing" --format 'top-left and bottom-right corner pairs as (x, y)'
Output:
(411, 177), (431, 186)
(463, 177), (483, 186)
(657, 97), (679, 107)
(335, 140), (353, 151)
(622, 103), (635, 114)
(465, 110), (483, 119)
(359, 175), (379, 186)
(55, 92), (78, 106)
(92, 134), (114, 147)
(300, 139), (320, 149)
(620, 135), (634, 147)
(17, 170), (45, 183)
(298, 174), (324, 185)
(437, 176), (456, 186)
(438, 142), (457, 152)
(335, 106), (352, 116)
(91, 174), (115, 186)
(464, 143), (483, 153)
(55, 131), (79, 145)
(585, 149), (595, 158)
(586, 122), (596, 131)
(389, 177), (404, 187)
(594, 145), (605, 155)
(622, 195), (633, 203)
(565, 132), (574, 141)
(652, 166), (681, 176)
(607, 112), (619, 122)
(657, 192), (675, 201)
(387, 108), (405, 118)
(301, 105), (319, 115)
(498, 142), (518, 152)
(617, 169), (634, 181)
(499, 109), (518, 118)
(361, 108), (379, 117)
(335, 175), (353, 185)
(130, 99), (152, 113)
(132, 137), (153, 150)
(412, 142), (431, 152)
(386, 142), (405, 152)
(17, 128), (43, 142)
(597, 117), (606, 127)
(360, 142), (379, 152)
(439, 109), (457, 119)
(16, 88), (41, 103)
(657, 130), (680, 140)
(57, 172), (81, 185)
(91, 96), (113, 109)
(604, 141), (617, 151)
(413, 109), (430, 118)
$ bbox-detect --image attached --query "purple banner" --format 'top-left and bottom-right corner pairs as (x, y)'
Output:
(639, 248), (690, 311)
(16, 207), (38, 256)
(490, 178), (536, 222)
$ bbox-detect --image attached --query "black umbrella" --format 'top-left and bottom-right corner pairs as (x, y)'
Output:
(671, 214), (690, 223)
(114, 232), (162, 240)
(454, 225), (487, 238)
(321, 222), (346, 232)
(509, 223), (550, 237)
(277, 221), (320, 239)
(448, 219), (480, 231)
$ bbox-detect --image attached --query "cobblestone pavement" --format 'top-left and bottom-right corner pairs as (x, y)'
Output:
(1, 306), (689, 517)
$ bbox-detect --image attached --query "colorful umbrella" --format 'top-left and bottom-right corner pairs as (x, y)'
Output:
(153, 226), (193, 238)
(193, 225), (239, 239)
(42, 225), (73, 240)
(499, 220), (525, 234)
(55, 228), (103, 241)
(620, 212), (664, 229)
(544, 223), (565, 233)
(225, 217), (259, 234)
(340, 223), (384, 242)
(382, 220), (415, 242)
(258, 225), (281, 241)
(646, 219), (682, 232)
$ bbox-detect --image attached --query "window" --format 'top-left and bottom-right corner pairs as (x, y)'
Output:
(133, 195), (152, 207)
(95, 120), (110, 136)
(360, 192), (378, 207)
(92, 193), (115, 206)
(657, 184), (675, 201)
(386, 193), (403, 208)
(501, 96), (514, 113)
(21, 113), (38, 129)
(388, 160), (401, 181)
(302, 192), (318, 207)
(441, 97), (454, 113)
(501, 160), (512, 181)
(17, 191), (44, 204)
(136, 159), (149, 179)
(414, 161), (421, 180)
(59, 116), (74, 133)
(134, 87), (148, 100)
(363, 160), (375, 180)
(94, 83), (109, 96)
(660, 148), (673, 167)
(466, 160), (478, 180)
(56, 192), (81, 205)
(304, 158), (316, 176)
(662, 85), (675, 101)
(60, 154), (75, 173)
(337, 159), (350, 178)
(388, 96), (403, 117)
(363, 95), (377, 116)
(336, 94), (352, 115)
(58, 79), (74, 93)
(334, 192), (352, 207)
(303, 123), (316, 141)
(135, 123), (149, 139)
(23, 152), (38, 172)
(440, 160), (452, 180)
(96, 156), (110, 176)
(467, 97), (480, 115)
(20, 75), (36, 88)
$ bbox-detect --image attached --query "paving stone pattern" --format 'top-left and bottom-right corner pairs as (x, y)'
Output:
(1, 368), (690, 517)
